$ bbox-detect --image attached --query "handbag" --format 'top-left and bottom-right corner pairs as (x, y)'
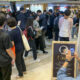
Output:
(35, 29), (42, 38)
(18, 26), (30, 51)
(23, 28), (35, 40)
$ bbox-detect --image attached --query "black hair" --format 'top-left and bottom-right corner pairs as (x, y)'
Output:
(0, 13), (6, 26)
(44, 10), (46, 12)
(49, 9), (53, 13)
(37, 10), (41, 13)
(56, 13), (59, 17)
(33, 14), (39, 20)
(20, 7), (24, 11)
(61, 47), (66, 53)
(59, 11), (64, 14)
(30, 12), (33, 15)
(64, 10), (71, 16)
(7, 17), (17, 27)
(26, 18), (33, 28)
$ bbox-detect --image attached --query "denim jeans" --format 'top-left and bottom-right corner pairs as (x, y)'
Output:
(72, 26), (77, 38)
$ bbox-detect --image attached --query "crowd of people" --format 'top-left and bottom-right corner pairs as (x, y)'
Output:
(0, 6), (80, 80)
(4, 7), (80, 41)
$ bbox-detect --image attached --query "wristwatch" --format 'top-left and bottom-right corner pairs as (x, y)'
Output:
(65, 59), (70, 63)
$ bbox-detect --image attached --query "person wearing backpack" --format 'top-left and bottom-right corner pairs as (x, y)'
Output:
(0, 13), (15, 80)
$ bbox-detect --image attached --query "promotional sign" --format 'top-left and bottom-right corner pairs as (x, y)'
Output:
(52, 41), (77, 80)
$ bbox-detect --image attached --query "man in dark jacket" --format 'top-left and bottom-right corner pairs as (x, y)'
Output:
(47, 9), (54, 39)
(17, 7), (28, 31)
(37, 10), (46, 49)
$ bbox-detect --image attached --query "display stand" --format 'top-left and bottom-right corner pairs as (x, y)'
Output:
(52, 41), (77, 80)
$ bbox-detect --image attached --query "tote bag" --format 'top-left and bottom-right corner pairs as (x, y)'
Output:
(22, 34), (30, 51)
(18, 26), (30, 51)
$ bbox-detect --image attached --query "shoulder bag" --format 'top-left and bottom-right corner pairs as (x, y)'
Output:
(18, 26), (30, 51)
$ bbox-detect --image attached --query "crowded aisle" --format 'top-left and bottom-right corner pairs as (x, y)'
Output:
(0, 2), (80, 80)
(11, 37), (77, 80)
(12, 45), (52, 80)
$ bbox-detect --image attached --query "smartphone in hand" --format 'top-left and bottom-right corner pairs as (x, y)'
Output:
(70, 47), (75, 56)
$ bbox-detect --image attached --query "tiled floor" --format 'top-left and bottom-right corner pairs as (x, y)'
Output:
(12, 47), (52, 80)
(11, 38), (77, 80)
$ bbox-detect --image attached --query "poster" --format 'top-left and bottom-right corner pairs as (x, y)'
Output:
(52, 41), (77, 80)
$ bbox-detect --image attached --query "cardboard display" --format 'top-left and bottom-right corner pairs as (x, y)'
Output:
(52, 41), (77, 80)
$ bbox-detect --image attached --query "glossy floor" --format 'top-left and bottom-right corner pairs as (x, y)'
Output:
(12, 47), (52, 80)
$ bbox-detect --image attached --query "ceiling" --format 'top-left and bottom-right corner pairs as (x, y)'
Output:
(0, 0), (80, 5)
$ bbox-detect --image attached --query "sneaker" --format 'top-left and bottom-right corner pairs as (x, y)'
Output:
(16, 75), (23, 79)
(23, 71), (27, 74)
(43, 50), (48, 54)
(34, 59), (40, 63)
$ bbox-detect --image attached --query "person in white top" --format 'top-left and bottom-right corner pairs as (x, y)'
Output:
(59, 10), (73, 41)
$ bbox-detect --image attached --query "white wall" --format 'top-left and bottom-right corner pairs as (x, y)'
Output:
(30, 4), (43, 12)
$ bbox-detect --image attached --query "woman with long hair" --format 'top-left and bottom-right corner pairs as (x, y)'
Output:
(24, 18), (38, 61)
